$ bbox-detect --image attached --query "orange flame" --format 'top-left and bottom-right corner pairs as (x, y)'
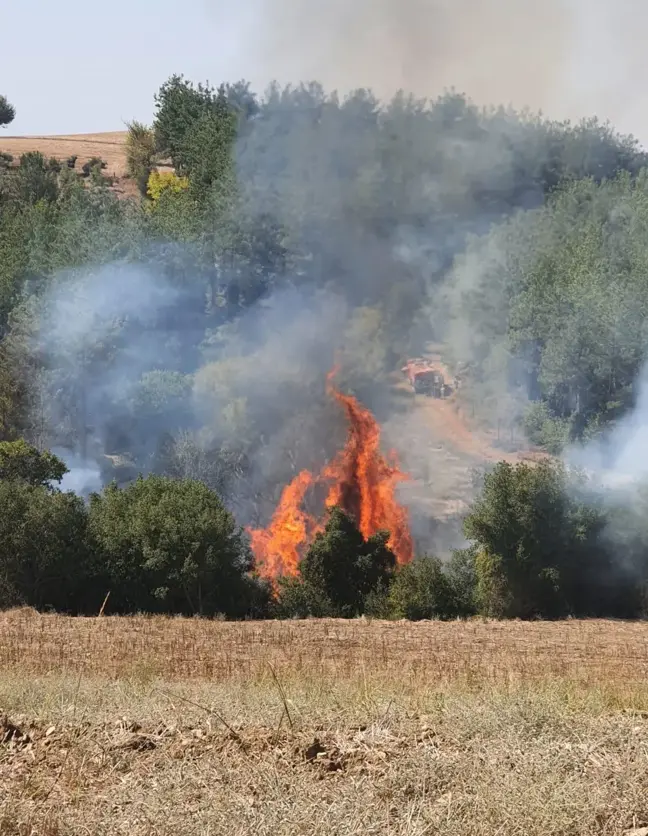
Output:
(248, 369), (414, 583)
(322, 371), (413, 566)
(248, 470), (315, 582)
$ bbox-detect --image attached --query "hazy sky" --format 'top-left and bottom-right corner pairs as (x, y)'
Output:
(2, 0), (647, 141)
(1, 0), (254, 134)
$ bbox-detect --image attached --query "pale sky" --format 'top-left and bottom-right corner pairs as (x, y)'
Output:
(1, 0), (262, 135)
(2, 0), (648, 142)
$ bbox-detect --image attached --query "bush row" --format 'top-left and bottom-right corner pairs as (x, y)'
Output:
(3, 441), (647, 621)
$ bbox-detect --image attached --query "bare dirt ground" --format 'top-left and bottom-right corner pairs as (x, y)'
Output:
(398, 349), (542, 466)
(387, 348), (547, 539)
(0, 132), (128, 177)
(2, 611), (648, 835)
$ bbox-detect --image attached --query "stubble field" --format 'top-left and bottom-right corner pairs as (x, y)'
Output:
(2, 610), (648, 835)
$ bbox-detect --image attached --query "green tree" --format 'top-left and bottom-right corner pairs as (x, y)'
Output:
(451, 169), (648, 449)
(125, 121), (157, 196)
(278, 506), (396, 618)
(87, 475), (262, 617)
(464, 460), (613, 618)
(178, 105), (238, 194)
(0, 480), (92, 611)
(0, 439), (67, 486)
(153, 75), (218, 166)
(0, 95), (15, 128)
(153, 75), (255, 173)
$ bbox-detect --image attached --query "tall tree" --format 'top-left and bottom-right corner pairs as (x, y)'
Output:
(463, 460), (625, 618)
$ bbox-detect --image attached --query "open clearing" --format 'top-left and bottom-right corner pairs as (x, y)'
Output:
(2, 612), (648, 835)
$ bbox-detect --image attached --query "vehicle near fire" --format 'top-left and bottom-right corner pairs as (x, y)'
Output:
(402, 358), (453, 398)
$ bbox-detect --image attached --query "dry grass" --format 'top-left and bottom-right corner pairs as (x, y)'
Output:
(0, 132), (142, 199)
(0, 132), (128, 177)
(2, 611), (648, 835)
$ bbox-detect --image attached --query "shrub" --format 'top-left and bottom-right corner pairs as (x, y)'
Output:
(147, 170), (189, 201)
(12, 152), (58, 204)
(81, 157), (107, 178)
(87, 475), (260, 617)
(277, 506), (397, 618)
(388, 556), (459, 620)
(273, 576), (331, 618)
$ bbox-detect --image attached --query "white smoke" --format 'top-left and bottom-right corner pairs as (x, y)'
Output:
(567, 366), (648, 491)
(53, 449), (103, 497)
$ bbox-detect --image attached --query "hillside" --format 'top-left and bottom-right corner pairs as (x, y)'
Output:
(384, 348), (547, 550)
(3, 78), (648, 623)
(0, 131), (128, 177)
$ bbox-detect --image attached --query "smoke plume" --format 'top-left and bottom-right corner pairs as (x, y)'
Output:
(567, 366), (648, 490)
(228, 0), (648, 142)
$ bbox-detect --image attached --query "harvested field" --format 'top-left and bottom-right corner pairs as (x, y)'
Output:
(3, 610), (648, 686)
(0, 132), (128, 177)
(2, 611), (648, 835)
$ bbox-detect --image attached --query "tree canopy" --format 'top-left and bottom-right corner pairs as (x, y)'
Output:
(0, 95), (15, 128)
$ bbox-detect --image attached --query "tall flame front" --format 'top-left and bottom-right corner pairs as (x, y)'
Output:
(249, 369), (413, 583)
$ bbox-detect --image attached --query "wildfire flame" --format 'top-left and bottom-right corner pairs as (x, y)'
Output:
(249, 368), (413, 583)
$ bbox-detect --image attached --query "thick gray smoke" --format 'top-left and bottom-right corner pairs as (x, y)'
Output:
(562, 366), (648, 581)
(33, 262), (369, 519)
(54, 449), (102, 496)
(34, 263), (183, 492)
(221, 0), (648, 142)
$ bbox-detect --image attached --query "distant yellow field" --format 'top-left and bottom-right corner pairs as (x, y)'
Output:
(0, 131), (128, 177)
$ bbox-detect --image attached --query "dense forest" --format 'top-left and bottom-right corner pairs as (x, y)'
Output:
(3, 77), (648, 620)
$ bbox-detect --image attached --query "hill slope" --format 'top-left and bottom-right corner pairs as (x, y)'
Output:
(0, 131), (128, 177)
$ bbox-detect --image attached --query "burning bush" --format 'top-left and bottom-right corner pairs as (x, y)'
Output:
(275, 506), (396, 618)
(249, 369), (413, 584)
